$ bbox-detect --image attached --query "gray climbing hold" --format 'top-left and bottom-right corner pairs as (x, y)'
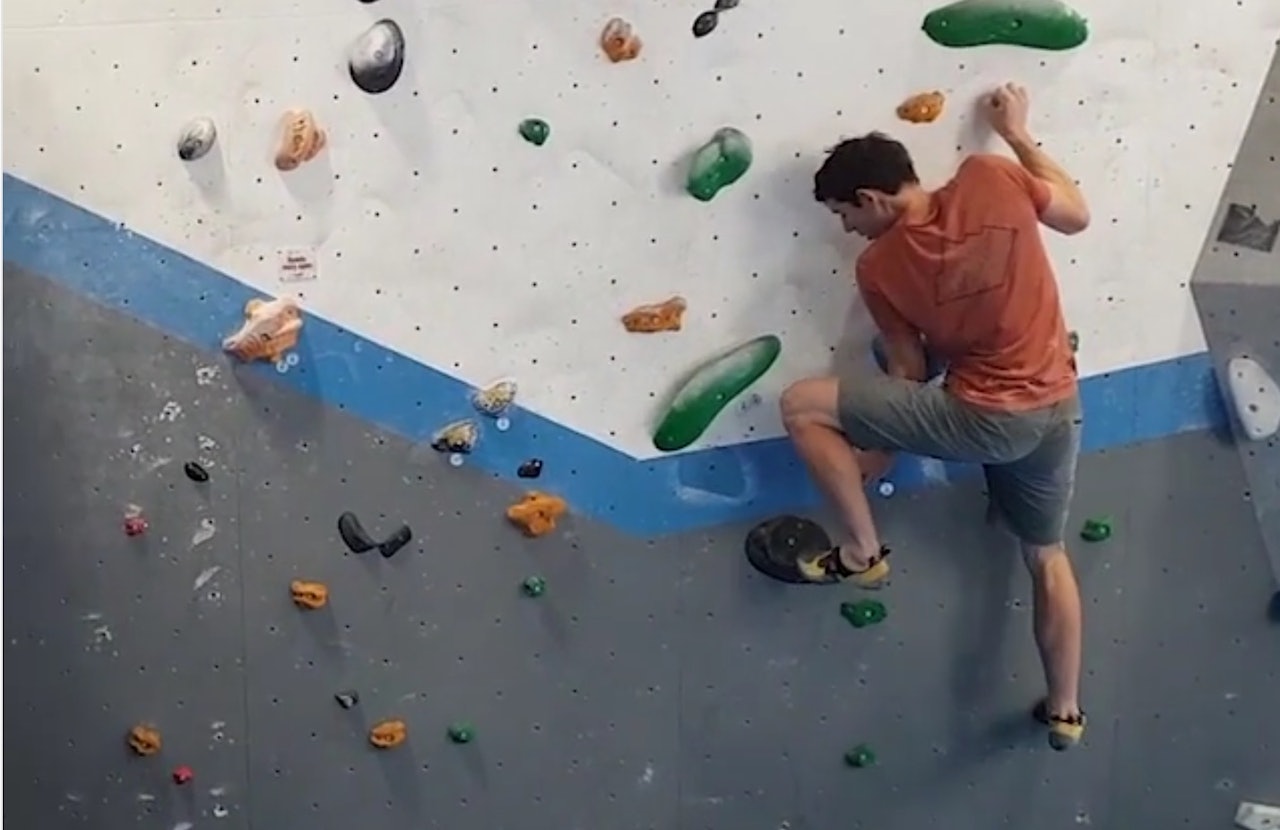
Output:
(349, 19), (405, 95)
(714, 0), (740, 9)
(1225, 356), (1280, 441)
(176, 117), (217, 161)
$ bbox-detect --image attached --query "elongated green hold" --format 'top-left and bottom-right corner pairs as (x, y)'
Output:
(653, 334), (781, 452)
(687, 127), (752, 202)
(922, 0), (1088, 50)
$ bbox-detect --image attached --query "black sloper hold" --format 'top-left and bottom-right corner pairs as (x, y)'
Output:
(338, 511), (378, 554)
(335, 690), (359, 708)
(693, 10), (719, 37)
(379, 524), (413, 559)
(349, 19), (406, 95)
(517, 458), (543, 478)
(184, 461), (210, 483)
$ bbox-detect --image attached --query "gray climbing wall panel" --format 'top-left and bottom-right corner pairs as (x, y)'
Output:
(1190, 40), (1280, 581)
(5, 263), (1280, 830)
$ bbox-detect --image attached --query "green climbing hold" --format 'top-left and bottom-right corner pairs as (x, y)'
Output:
(447, 722), (475, 743)
(518, 118), (550, 146)
(840, 599), (887, 629)
(844, 744), (876, 768)
(1068, 330), (1079, 353)
(1080, 517), (1112, 543)
(521, 575), (546, 597)
(653, 334), (781, 452)
(922, 0), (1089, 51)
(686, 127), (752, 202)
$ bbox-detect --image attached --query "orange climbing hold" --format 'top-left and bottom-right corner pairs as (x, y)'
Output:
(600, 17), (642, 62)
(274, 108), (327, 171)
(896, 90), (945, 124)
(290, 580), (328, 609)
(222, 296), (303, 363)
(127, 724), (162, 756)
(622, 296), (687, 333)
(369, 719), (407, 749)
(506, 491), (568, 537)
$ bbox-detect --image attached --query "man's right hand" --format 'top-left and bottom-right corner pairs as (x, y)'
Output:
(983, 82), (1032, 143)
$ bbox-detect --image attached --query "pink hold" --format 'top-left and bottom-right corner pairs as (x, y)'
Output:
(123, 515), (148, 536)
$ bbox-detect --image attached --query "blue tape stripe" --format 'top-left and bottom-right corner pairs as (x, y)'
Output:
(2, 173), (1227, 535)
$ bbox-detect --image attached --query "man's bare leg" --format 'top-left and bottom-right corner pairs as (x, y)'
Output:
(780, 378), (892, 569)
(1023, 542), (1086, 748)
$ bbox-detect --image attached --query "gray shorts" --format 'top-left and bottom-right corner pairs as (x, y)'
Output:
(837, 370), (1083, 547)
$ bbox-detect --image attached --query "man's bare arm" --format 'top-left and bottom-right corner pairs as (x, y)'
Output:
(1005, 132), (1091, 233)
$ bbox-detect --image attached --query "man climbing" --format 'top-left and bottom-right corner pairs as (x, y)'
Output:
(780, 82), (1089, 750)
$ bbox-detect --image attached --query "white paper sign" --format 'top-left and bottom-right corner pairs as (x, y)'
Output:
(278, 248), (317, 282)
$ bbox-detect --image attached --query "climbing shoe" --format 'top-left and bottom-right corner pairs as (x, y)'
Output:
(796, 545), (891, 588)
(1033, 699), (1086, 751)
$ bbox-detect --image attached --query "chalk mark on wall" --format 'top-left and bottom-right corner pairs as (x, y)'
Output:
(1216, 203), (1279, 253)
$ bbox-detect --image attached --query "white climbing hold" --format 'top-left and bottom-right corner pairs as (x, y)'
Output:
(1234, 801), (1280, 830)
(495, 417), (511, 432)
(275, 359), (289, 374)
(286, 352), (300, 366)
(1225, 356), (1280, 441)
(877, 481), (895, 497)
(449, 453), (465, 467)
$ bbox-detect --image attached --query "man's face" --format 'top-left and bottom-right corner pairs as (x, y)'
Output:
(825, 192), (897, 239)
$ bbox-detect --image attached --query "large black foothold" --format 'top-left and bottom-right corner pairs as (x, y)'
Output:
(338, 511), (379, 554)
(184, 461), (210, 483)
(349, 19), (406, 95)
(517, 458), (543, 479)
(379, 524), (413, 559)
(692, 10), (719, 37)
(743, 515), (833, 584)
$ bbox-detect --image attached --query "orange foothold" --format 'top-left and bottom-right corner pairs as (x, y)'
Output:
(274, 108), (327, 171)
(127, 724), (162, 756)
(506, 491), (568, 537)
(290, 580), (329, 610)
(896, 90), (945, 124)
(601, 17), (642, 62)
(369, 719), (407, 749)
(222, 296), (303, 364)
(622, 296), (687, 333)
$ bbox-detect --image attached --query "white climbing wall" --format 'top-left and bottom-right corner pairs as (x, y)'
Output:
(5, 0), (1280, 457)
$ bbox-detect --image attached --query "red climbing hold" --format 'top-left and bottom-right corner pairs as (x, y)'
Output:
(123, 505), (148, 537)
(172, 765), (194, 785)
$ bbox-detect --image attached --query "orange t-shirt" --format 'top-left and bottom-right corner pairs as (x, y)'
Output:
(855, 153), (1077, 412)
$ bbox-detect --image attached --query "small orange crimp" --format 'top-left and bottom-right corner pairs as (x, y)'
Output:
(896, 90), (945, 124)
(274, 108), (327, 171)
(369, 719), (407, 749)
(622, 296), (687, 333)
(222, 297), (303, 363)
(127, 723), (162, 756)
(600, 17), (642, 63)
(290, 580), (328, 610)
(506, 492), (568, 537)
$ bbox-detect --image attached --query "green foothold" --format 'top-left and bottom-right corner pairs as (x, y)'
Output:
(653, 334), (782, 453)
(518, 118), (549, 146)
(1068, 330), (1079, 353)
(447, 722), (475, 744)
(521, 576), (546, 597)
(922, 0), (1089, 51)
(840, 599), (887, 628)
(844, 744), (876, 768)
(1080, 517), (1112, 543)
(686, 127), (752, 202)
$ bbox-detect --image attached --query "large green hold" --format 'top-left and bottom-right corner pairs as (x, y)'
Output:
(686, 127), (752, 202)
(922, 0), (1088, 50)
(653, 334), (781, 453)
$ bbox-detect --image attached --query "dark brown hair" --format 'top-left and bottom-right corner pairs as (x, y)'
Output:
(813, 132), (919, 205)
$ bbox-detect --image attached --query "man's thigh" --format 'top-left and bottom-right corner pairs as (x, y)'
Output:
(984, 396), (1083, 547)
(837, 372), (1048, 463)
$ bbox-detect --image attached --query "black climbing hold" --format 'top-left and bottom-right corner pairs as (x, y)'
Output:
(714, 0), (739, 9)
(176, 117), (217, 162)
(379, 524), (413, 558)
(692, 10), (719, 37)
(338, 511), (379, 554)
(844, 744), (876, 768)
(1269, 590), (1280, 623)
(743, 515), (832, 584)
(517, 458), (543, 479)
(349, 19), (405, 95)
(335, 690), (359, 709)
(183, 461), (210, 483)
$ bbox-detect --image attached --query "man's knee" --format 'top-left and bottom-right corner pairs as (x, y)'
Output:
(780, 377), (841, 432)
